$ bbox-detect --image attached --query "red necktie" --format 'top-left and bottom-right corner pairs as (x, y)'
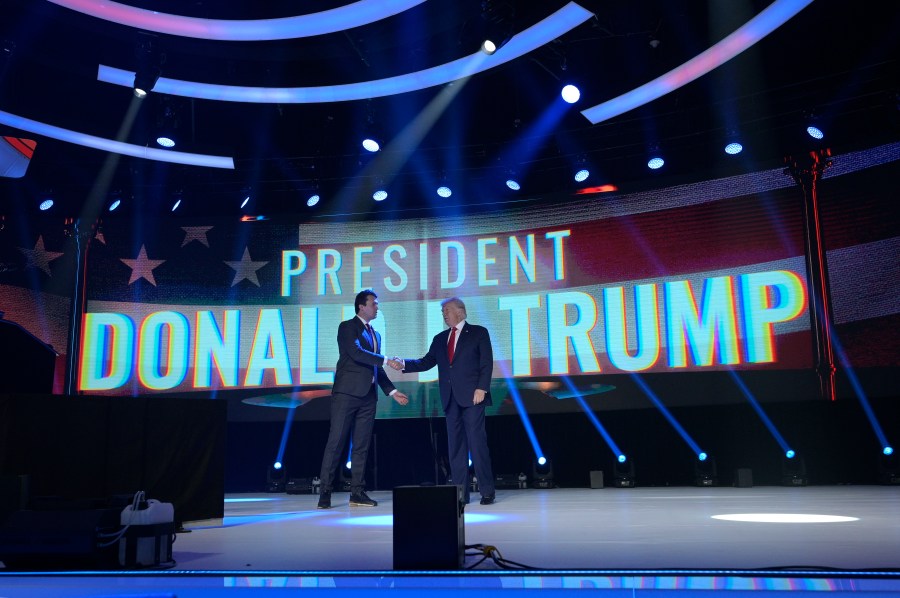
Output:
(447, 326), (456, 363)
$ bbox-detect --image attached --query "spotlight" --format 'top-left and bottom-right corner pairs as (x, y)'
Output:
(436, 185), (452, 198)
(306, 194), (320, 207)
(156, 135), (175, 148)
(806, 125), (824, 140)
(133, 32), (162, 99)
(612, 456), (635, 487)
(480, 1), (513, 54)
(532, 457), (554, 489)
(373, 189), (387, 201)
(362, 138), (380, 152)
(724, 142), (743, 155)
(505, 178), (520, 190)
(647, 156), (665, 170)
(133, 67), (160, 99)
(171, 191), (182, 212)
(574, 168), (589, 182)
(694, 454), (718, 487)
(267, 463), (286, 492)
(109, 198), (121, 212)
(561, 84), (580, 104)
(878, 450), (899, 485)
(341, 460), (353, 492)
(39, 198), (54, 211)
(781, 453), (807, 486)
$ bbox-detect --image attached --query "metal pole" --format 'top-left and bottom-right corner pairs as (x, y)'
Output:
(784, 148), (837, 401)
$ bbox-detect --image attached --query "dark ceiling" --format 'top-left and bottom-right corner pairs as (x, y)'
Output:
(0, 0), (898, 220)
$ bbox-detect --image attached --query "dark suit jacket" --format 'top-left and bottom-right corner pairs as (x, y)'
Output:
(332, 316), (396, 398)
(403, 322), (493, 410)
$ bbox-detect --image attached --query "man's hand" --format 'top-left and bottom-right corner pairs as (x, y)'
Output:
(386, 357), (404, 370)
(393, 390), (409, 405)
(473, 389), (486, 405)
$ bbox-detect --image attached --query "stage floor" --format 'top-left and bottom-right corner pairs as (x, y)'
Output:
(173, 485), (900, 572)
(2, 486), (900, 597)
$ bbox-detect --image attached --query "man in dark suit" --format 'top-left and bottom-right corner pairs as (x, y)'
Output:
(394, 297), (496, 505)
(317, 289), (408, 509)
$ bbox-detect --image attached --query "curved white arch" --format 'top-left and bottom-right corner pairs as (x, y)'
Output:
(97, 3), (594, 103)
(0, 109), (234, 169)
(581, 0), (815, 124)
(45, 0), (427, 41)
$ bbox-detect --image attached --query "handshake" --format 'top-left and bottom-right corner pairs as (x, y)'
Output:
(386, 356), (405, 371)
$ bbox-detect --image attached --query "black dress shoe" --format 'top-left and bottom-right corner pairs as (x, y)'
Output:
(317, 492), (332, 509)
(479, 495), (495, 505)
(349, 491), (377, 507)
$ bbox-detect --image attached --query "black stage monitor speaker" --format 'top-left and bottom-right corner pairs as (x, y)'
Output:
(0, 508), (121, 570)
(393, 485), (463, 570)
(589, 471), (604, 489)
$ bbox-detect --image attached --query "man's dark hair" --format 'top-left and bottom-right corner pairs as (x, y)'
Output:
(355, 289), (377, 314)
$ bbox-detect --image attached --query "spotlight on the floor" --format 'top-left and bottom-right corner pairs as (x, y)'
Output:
(532, 456), (554, 489)
(267, 462), (286, 492)
(878, 448), (899, 485)
(612, 456), (635, 488)
(694, 453), (718, 487)
(781, 452), (807, 486)
(341, 460), (353, 492)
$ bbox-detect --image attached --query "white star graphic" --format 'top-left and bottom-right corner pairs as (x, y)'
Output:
(181, 226), (213, 247)
(225, 247), (268, 287)
(120, 245), (166, 286)
(17, 236), (64, 276)
(94, 229), (106, 244)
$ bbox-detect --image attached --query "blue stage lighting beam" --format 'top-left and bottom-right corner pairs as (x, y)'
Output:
(831, 332), (893, 452)
(502, 377), (545, 462)
(97, 3), (594, 103)
(274, 406), (297, 470)
(45, 0), (427, 41)
(0, 109), (234, 169)
(562, 376), (623, 459)
(728, 371), (793, 455)
(581, 0), (813, 124)
(631, 374), (704, 457)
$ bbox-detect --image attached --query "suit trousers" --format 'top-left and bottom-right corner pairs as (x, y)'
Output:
(445, 397), (495, 502)
(319, 387), (377, 493)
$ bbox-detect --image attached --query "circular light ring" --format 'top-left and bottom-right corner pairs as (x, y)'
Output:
(712, 513), (858, 523)
(372, 190), (388, 201)
(362, 138), (380, 152)
(436, 186), (452, 197)
(39, 199), (54, 211)
(96, 4), (594, 103)
(724, 142), (743, 155)
(156, 136), (176, 148)
(581, 0), (815, 124)
(574, 168), (589, 182)
(46, 0), (427, 41)
(0, 109), (234, 169)
(506, 179), (521, 190)
(561, 84), (581, 104)
(306, 194), (320, 207)
(648, 157), (665, 170)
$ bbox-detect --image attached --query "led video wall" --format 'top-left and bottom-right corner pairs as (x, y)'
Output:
(3, 144), (898, 418)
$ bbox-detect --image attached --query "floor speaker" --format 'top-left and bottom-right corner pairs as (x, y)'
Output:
(393, 485), (463, 570)
(589, 471), (604, 489)
(0, 508), (121, 570)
